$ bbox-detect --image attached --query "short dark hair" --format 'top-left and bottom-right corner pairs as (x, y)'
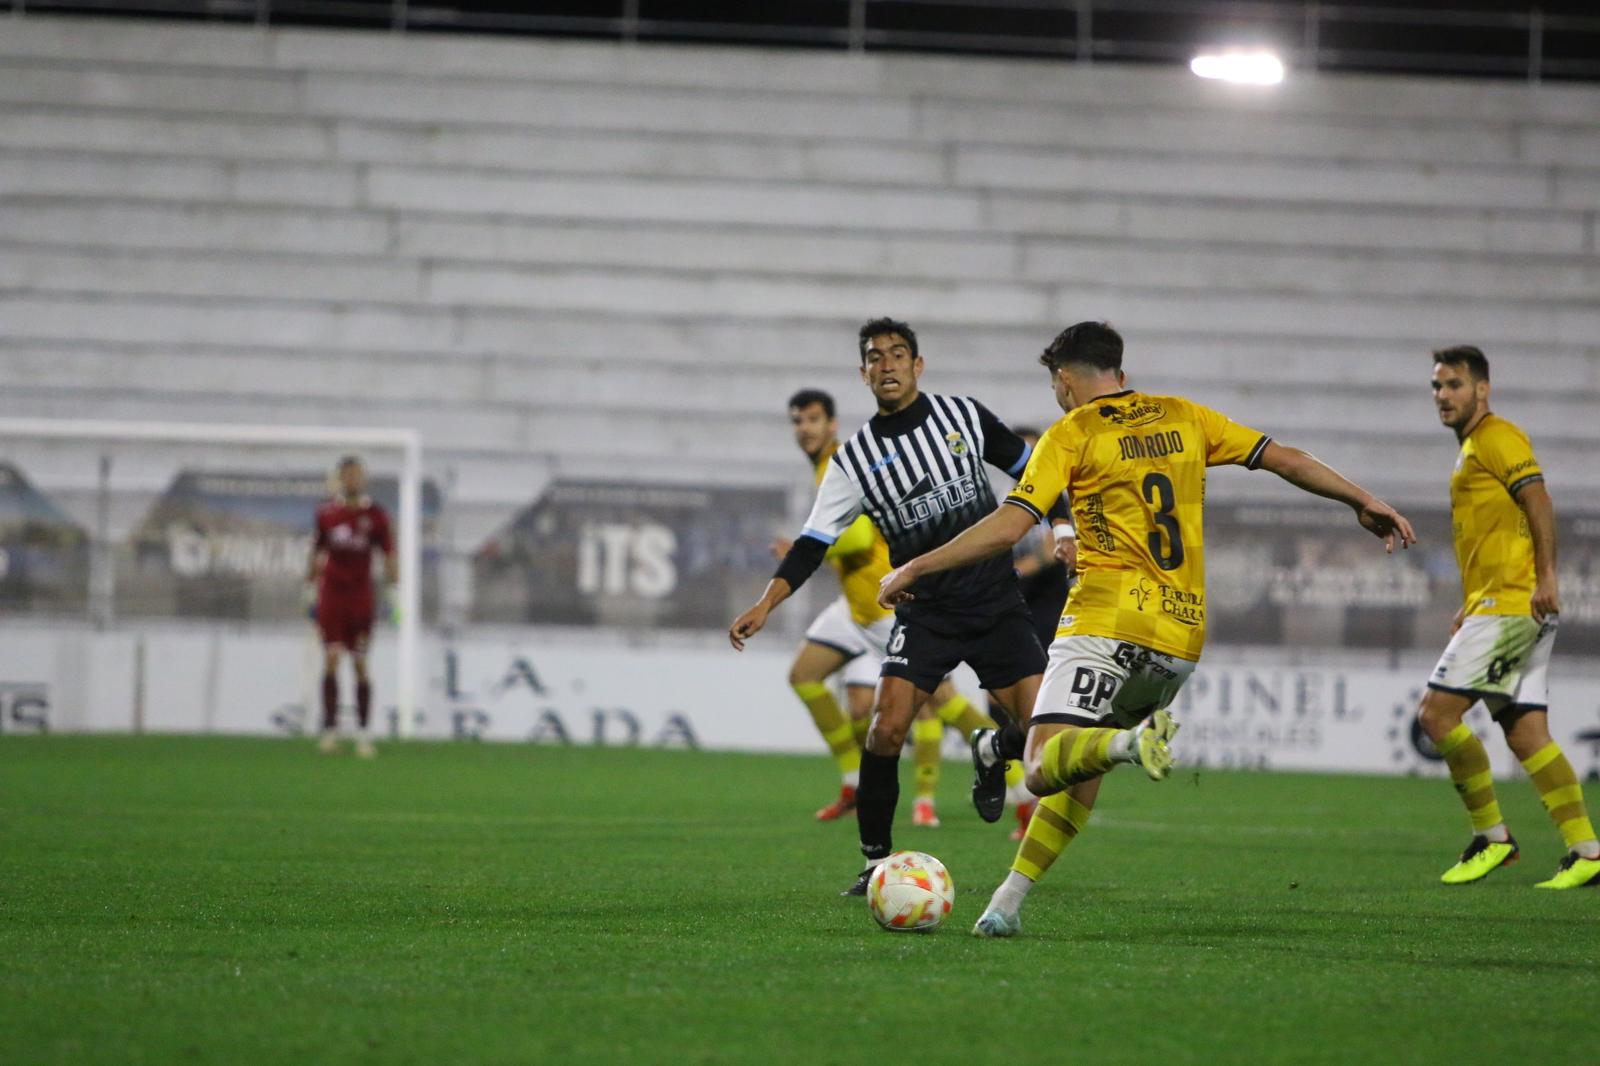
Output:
(1040, 321), (1123, 372)
(787, 388), (835, 419)
(336, 455), (362, 470)
(858, 317), (918, 365)
(1433, 345), (1490, 382)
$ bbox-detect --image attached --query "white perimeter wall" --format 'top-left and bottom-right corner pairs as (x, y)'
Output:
(4, 621), (1598, 780)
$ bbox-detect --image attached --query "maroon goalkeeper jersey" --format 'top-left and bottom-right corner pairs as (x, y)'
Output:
(314, 496), (393, 597)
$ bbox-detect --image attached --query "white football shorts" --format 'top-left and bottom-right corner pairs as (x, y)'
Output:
(1428, 613), (1557, 713)
(1031, 635), (1197, 730)
(803, 596), (894, 688)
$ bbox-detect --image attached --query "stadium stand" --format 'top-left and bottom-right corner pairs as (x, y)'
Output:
(1, 13), (1597, 533)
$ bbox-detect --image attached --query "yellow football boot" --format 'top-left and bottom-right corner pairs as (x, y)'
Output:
(1440, 834), (1518, 884)
(1134, 709), (1179, 781)
(1534, 851), (1600, 889)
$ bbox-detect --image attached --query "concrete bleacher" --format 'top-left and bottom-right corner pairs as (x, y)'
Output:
(0, 12), (1597, 545)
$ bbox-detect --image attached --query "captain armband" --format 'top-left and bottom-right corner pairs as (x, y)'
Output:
(1507, 473), (1544, 498)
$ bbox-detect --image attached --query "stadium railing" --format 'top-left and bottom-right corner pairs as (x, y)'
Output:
(7, 0), (1600, 83)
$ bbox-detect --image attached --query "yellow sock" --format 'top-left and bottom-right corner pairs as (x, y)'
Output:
(931, 693), (1023, 787)
(793, 681), (859, 778)
(1011, 791), (1093, 881)
(1521, 742), (1597, 850)
(851, 713), (870, 748)
(934, 693), (992, 740)
(913, 717), (943, 798)
(1037, 726), (1118, 792)
(1436, 724), (1503, 833)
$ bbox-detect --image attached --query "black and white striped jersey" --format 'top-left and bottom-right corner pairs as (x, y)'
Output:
(800, 393), (1032, 624)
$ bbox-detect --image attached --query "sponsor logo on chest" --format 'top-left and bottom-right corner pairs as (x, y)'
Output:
(329, 516), (371, 549)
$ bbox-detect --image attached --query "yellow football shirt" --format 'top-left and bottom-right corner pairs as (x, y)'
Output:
(814, 444), (893, 626)
(1007, 390), (1269, 661)
(1450, 414), (1542, 617)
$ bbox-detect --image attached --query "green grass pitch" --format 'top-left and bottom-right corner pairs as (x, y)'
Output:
(2, 736), (1596, 1065)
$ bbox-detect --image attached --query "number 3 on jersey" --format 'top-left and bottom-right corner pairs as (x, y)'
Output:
(1142, 472), (1183, 570)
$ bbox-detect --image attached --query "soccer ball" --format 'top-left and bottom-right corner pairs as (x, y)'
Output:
(867, 851), (954, 932)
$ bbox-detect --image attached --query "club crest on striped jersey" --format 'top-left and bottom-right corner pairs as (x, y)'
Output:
(944, 431), (968, 457)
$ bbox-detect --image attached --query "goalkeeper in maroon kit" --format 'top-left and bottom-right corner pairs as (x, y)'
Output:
(307, 456), (396, 757)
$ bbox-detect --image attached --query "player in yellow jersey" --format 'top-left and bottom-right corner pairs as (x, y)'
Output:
(1418, 347), (1599, 889)
(781, 389), (1003, 824)
(878, 322), (1414, 936)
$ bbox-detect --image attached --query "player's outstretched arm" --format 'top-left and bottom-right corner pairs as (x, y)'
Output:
(1513, 479), (1560, 621)
(729, 577), (796, 651)
(878, 503), (1037, 607)
(1255, 441), (1416, 553)
(730, 532), (830, 650)
(734, 453), (864, 652)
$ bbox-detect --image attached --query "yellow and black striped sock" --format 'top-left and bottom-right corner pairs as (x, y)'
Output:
(792, 681), (859, 779)
(1521, 742), (1598, 851)
(913, 717), (943, 799)
(1011, 791), (1093, 881)
(935, 693), (991, 739)
(1436, 724), (1503, 833)
(1037, 726), (1119, 791)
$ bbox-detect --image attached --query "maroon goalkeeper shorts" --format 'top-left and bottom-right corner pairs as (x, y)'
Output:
(317, 590), (374, 651)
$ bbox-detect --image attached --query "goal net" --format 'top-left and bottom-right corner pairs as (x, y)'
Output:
(0, 418), (424, 738)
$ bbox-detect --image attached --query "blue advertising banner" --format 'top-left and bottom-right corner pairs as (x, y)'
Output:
(0, 462), (89, 616)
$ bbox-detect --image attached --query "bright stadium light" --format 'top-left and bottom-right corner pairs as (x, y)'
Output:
(1190, 51), (1285, 85)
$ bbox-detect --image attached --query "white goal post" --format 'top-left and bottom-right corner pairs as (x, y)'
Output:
(0, 417), (424, 735)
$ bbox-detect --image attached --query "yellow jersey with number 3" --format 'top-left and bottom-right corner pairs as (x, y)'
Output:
(814, 444), (893, 625)
(1006, 390), (1269, 661)
(1451, 414), (1542, 618)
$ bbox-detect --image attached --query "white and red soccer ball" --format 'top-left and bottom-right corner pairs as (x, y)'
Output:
(867, 851), (954, 932)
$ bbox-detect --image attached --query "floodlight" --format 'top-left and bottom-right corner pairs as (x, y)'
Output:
(1190, 51), (1285, 85)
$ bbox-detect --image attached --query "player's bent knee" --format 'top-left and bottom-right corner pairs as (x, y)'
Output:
(866, 721), (909, 754)
(1417, 690), (1467, 733)
(866, 677), (922, 751)
(788, 666), (824, 689)
(866, 700), (916, 753)
(1499, 708), (1552, 756)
